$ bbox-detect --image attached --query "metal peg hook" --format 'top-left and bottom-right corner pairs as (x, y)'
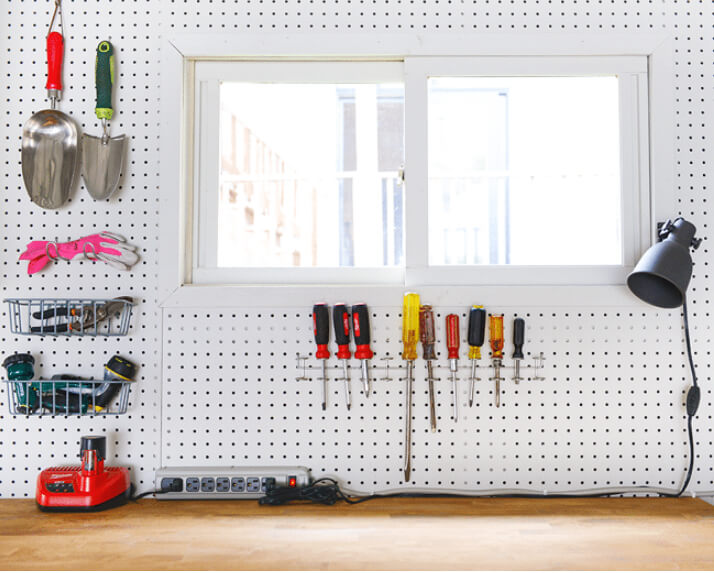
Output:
(532, 352), (546, 381)
(48, 0), (64, 36)
(379, 356), (394, 382)
(45, 240), (72, 262)
(295, 353), (310, 381)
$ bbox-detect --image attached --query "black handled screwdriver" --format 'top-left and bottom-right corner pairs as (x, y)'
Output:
(333, 303), (352, 410)
(468, 306), (486, 407)
(351, 303), (374, 398)
(512, 317), (525, 383)
(312, 303), (330, 410)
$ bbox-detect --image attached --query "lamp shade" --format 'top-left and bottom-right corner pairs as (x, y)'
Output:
(627, 218), (697, 308)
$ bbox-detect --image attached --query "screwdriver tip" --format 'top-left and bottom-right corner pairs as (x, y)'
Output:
(347, 405), (351, 411)
(322, 403), (326, 411)
(469, 400), (473, 407)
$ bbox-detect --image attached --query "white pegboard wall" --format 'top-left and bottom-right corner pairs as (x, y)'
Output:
(2, 0), (713, 496)
(0, 0), (162, 496)
(160, 0), (713, 493)
(162, 306), (708, 492)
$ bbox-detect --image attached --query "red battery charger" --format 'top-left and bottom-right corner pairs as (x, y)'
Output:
(36, 435), (131, 512)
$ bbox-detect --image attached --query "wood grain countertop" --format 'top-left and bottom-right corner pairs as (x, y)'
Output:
(0, 497), (713, 570)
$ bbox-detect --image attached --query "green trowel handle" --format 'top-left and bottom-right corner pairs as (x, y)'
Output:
(95, 41), (115, 121)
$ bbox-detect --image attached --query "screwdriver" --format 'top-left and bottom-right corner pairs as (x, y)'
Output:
(468, 306), (486, 407)
(419, 305), (437, 432)
(512, 317), (525, 384)
(445, 314), (460, 422)
(351, 303), (374, 398)
(312, 303), (330, 411)
(489, 313), (504, 408)
(333, 303), (352, 411)
(402, 292), (420, 482)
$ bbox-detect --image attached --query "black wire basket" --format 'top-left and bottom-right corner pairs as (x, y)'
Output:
(4, 297), (134, 337)
(3, 379), (134, 416)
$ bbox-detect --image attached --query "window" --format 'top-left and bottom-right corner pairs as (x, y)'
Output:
(165, 38), (669, 296)
(193, 62), (404, 284)
(428, 76), (621, 266)
(404, 56), (649, 285)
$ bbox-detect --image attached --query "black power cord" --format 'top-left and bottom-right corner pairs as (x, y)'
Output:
(132, 488), (168, 501)
(662, 296), (699, 497)
(259, 478), (380, 506)
(132, 478), (183, 501)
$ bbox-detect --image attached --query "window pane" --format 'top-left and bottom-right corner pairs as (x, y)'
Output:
(428, 76), (621, 266)
(217, 83), (404, 268)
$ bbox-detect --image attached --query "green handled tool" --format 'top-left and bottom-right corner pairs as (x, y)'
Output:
(81, 40), (128, 201)
(3, 354), (38, 414)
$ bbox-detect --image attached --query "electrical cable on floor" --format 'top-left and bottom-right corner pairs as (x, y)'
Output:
(133, 489), (162, 501)
(132, 486), (171, 501)
(263, 302), (700, 506)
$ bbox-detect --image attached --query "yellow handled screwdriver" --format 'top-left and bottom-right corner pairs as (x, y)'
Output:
(419, 305), (437, 432)
(489, 313), (504, 407)
(402, 292), (420, 482)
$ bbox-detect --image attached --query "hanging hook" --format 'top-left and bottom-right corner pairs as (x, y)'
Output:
(48, 0), (63, 37)
(83, 241), (100, 262)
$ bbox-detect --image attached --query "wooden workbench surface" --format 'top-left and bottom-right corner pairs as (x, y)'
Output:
(0, 497), (713, 570)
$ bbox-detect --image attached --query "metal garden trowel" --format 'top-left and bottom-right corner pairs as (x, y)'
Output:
(21, 1), (79, 210)
(82, 41), (127, 201)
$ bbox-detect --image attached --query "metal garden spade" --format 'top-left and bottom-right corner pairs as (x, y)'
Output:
(82, 41), (127, 200)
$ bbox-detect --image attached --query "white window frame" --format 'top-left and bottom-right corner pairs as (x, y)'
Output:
(160, 34), (674, 308)
(192, 60), (405, 285)
(405, 56), (650, 286)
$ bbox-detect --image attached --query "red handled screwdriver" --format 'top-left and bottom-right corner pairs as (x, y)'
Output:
(312, 303), (330, 410)
(445, 314), (460, 422)
(333, 303), (352, 411)
(351, 303), (374, 398)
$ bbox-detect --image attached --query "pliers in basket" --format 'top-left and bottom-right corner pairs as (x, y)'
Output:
(30, 296), (133, 334)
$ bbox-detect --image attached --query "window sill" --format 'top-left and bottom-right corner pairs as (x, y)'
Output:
(160, 283), (648, 309)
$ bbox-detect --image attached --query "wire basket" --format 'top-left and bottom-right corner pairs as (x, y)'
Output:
(3, 379), (134, 416)
(4, 297), (134, 337)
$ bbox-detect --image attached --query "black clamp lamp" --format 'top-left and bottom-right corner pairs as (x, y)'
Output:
(627, 218), (702, 308)
(627, 217), (702, 495)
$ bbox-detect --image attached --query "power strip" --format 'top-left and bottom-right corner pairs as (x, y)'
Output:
(154, 466), (311, 500)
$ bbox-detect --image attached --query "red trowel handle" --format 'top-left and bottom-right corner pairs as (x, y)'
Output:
(46, 31), (64, 94)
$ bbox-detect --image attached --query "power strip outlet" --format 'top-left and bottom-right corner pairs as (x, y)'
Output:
(154, 466), (311, 500)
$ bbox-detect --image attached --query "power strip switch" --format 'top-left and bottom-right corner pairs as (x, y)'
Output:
(155, 466), (310, 500)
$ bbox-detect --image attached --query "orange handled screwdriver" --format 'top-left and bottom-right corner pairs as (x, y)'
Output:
(333, 303), (352, 411)
(489, 313), (504, 407)
(312, 303), (330, 410)
(445, 314), (460, 422)
(419, 305), (437, 432)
